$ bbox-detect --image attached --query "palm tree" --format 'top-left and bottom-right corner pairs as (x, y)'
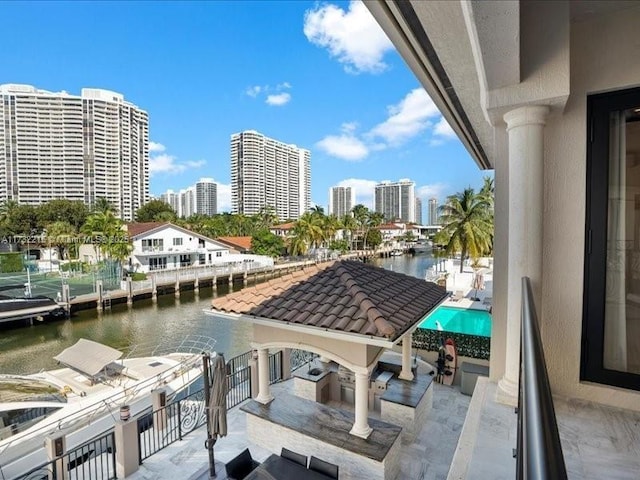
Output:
(93, 197), (117, 214)
(351, 204), (370, 250)
(81, 211), (127, 262)
(437, 187), (493, 272)
(340, 214), (357, 250)
(323, 215), (341, 245)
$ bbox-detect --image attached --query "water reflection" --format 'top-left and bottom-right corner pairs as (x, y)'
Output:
(0, 283), (253, 375)
(0, 254), (437, 375)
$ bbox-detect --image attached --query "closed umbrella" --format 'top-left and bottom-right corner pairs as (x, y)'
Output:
(204, 353), (228, 478)
(472, 271), (484, 301)
(209, 354), (228, 438)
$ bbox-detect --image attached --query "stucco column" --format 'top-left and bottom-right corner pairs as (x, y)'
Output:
(349, 372), (372, 438)
(399, 334), (414, 381)
(255, 347), (273, 404)
(496, 105), (548, 406)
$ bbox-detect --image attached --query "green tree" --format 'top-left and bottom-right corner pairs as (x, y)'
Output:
(365, 229), (383, 249)
(437, 187), (493, 272)
(251, 229), (285, 257)
(135, 200), (177, 222)
(323, 214), (341, 245)
(93, 197), (117, 214)
(82, 211), (129, 261)
(254, 206), (279, 230)
(6, 204), (39, 236)
(45, 221), (76, 260)
(37, 199), (89, 232)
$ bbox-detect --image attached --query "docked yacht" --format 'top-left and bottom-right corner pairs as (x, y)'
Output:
(0, 285), (65, 324)
(0, 336), (215, 479)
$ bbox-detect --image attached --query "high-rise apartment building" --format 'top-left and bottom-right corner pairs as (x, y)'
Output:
(159, 190), (180, 215)
(160, 178), (218, 218)
(428, 198), (439, 225)
(195, 178), (217, 216)
(415, 197), (423, 224)
(230, 130), (310, 220)
(328, 186), (355, 218)
(0, 84), (149, 220)
(374, 180), (416, 222)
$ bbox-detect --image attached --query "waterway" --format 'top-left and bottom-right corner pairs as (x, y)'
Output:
(0, 253), (438, 375)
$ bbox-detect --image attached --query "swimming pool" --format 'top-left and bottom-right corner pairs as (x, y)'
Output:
(419, 306), (492, 337)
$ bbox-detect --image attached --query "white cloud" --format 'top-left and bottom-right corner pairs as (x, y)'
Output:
(303, 0), (394, 74)
(216, 183), (232, 212)
(245, 85), (262, 97)
(316, 123), (369, 161)
(277, 82), (291, 90)
(433, 117), (456, 138)
(369, 88), (440, 145)
(417, 183), (448, 200)
(335, 178), (378, 208)
(266, 92), (291, 106)
(149, 144), (207, 176)
(149, 141), (166, 153)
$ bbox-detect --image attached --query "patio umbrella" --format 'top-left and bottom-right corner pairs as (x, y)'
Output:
(204, 353), (228, 478)
(208, 353), (228, 438)
(472, 271), (484, 301)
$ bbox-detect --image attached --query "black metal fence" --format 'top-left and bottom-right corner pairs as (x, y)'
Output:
(138, 388), (207, 462)
(269, 350), (283, 384)
(16, 431), (116, 480)
(516, 277), (567, 479)
(227, 363), (251, 410)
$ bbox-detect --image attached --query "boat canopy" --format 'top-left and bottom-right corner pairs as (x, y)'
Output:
(53, 339), (123, 378)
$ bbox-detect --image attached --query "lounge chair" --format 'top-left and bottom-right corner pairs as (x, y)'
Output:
(225, 448), (260, 480)
(309, 456), (339, 479)
(281, 447), (307, 467)
(450, 290), (464, 302)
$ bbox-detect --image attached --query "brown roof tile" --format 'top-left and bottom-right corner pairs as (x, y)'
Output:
(127, 222), (167, 237)
(216, 236), (253, 251)
(210, 260), (448, 342)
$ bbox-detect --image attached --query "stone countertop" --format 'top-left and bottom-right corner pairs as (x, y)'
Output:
(291, 359), (337, 383)
(241, 392), (402, 462)
(380, 373), (434, 408)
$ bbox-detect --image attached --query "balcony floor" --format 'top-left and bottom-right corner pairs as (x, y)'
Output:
(450, 378), (640, 480)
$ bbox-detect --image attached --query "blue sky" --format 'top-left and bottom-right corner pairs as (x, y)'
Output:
(1, 0), (491, 214)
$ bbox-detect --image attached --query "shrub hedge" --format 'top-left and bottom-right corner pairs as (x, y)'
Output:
(412, 328), (491, 360)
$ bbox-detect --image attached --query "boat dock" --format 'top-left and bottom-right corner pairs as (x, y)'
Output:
(65, 252), (377, 313)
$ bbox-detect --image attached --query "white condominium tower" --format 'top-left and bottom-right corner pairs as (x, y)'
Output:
(328, 186), (355, 218)
(0, 84), (149, 220)
(374, 179), (416, 222)
(230, 130), (310, 220)
(161, 178), (218, 218)
(428, 197), (439, 225)
(415, 197), (423, 224)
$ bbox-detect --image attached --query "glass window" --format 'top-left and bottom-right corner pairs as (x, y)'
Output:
(173, 237), (182, 246)
(583, 87), (640, 390)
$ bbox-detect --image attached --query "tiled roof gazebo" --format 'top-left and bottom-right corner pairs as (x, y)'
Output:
(210, 260), (447, 438)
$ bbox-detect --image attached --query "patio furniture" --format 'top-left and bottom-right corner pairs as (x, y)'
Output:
(245, 454), (336, 480)
(281, 447), (307, 467)
(450, 290), (464, 302)
(309, 456), (339, 479)
(225, 448), (261, 480)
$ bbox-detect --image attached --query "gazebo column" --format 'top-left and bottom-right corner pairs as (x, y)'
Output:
(349, 372), (372, 439)
(255, 347), (273, 404)
(399, 334), (414, 381)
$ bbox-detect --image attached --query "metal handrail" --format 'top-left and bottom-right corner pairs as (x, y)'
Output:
(517, 277), (567, 479)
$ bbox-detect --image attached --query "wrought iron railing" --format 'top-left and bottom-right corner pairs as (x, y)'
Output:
(15, 431), (116, 480)
(138, 388), (207, 462)
(269, 351), (283, 385)
(516, 277), (567, 479)
(290, 349), (318, 371)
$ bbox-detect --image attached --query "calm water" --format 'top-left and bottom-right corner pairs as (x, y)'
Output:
(0, 253), (437, 375)
(419, 306), (492, 337)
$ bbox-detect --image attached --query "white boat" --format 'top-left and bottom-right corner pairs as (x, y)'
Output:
(0, 336), (215, 479)
(412, 240), (432, 254)
(0, 285), (65, 324)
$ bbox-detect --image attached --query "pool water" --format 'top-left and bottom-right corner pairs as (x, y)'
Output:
(419, 306), (492, 337)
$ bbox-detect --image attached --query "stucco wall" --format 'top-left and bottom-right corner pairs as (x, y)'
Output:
(542, 7), (640, 410)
